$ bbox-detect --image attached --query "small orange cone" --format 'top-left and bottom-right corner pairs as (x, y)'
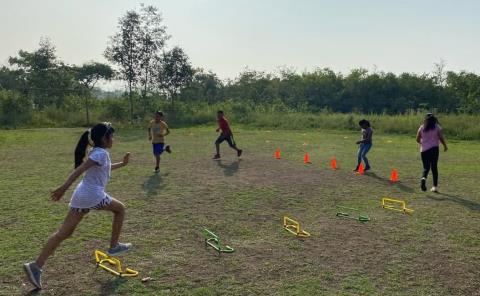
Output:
(330, 157), (337, 170)
(357, 163), (365, 175)
(390, 169), (398, 182)
(304, 153), (311, 164)
(275, 149), (281, 159)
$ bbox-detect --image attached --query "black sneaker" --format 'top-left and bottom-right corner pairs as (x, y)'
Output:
(23, 262), (42, 289)
(212, 154), (221, 160)
(165, 145), (171, 154)
(421, 178), (427, 192)
(237, 149), (243, 157)
(155, 166), (159, 173)
(365, 166), (371, 171)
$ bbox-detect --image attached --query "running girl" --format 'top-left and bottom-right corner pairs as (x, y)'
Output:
(23, 122), (132, 289)
(416, 113), (448, 192)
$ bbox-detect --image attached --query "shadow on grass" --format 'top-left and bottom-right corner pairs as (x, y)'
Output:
(142, 173), (166, 197)
(364, 172), (414, 193)
(98, 277), (127, 296)
(427, 192), (480, 212)
(24, 288), (41, 295)
(215, 160), (240, 177)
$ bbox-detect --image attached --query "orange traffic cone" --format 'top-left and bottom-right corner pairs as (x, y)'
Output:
(390, 169), (398, 182)
(275, 149), (281, 159)
(330, 157), (337, 170)
(304, 153), (311, 164)
(357, 163), (365, 175)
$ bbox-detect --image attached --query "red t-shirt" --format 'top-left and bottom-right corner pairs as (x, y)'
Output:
(218, 117), (232, 135)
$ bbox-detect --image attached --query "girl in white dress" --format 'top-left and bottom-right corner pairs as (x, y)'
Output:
(24, 122), (132, 289)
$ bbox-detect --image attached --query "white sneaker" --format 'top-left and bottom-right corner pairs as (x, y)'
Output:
(430, 186), (439, 193)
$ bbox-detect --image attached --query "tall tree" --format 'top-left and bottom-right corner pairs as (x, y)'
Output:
(138, 4), (169, 115)
(156, 46), (193, 109)
(8, 38), (75, 108)
(74, 62), (114, 124)
(105, 10), (142, 122)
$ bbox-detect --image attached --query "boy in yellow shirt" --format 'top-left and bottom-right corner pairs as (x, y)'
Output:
(148, 111), (171, 172)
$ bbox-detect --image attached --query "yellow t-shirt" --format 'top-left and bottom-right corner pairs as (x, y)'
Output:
(149, 120), (168, 143)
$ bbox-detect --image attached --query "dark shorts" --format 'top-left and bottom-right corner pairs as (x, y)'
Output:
(152, 143), (165, 155)
(215, 133), (235, 147)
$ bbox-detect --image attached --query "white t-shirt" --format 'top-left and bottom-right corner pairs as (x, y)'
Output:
(70, 147), (111, 209)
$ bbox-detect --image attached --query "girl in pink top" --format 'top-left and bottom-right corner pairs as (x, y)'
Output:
(416, 114), (448, 192)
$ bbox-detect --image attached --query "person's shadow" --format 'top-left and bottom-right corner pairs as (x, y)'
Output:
(364, 171), (414, 193)
(142, 173), (166, 197)
(216, 160), (240, 177)
(427, 192), (480, 212)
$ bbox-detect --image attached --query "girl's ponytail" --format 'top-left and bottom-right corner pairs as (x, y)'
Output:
(74, 130), (90, 168)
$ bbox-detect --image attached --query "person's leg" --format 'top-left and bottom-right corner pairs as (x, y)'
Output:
(214, 135), (224, 158)
(226, 135), (242, 157)
(355, 145), (364, 170)
(361, 143), (372, 169)
(155, 154), (160, 169)
(420, 149), (431, 191)
(226, 135), (238, 151)
(431, 147), (440, 187)
(99, 198), (126, 248)
(35, 210), (86, 268)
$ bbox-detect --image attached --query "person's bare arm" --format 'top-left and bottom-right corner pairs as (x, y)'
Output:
(164, 127), (170, 136)
(148, 127), (152, 141)
(416, 130), (422, 144)
(51, 159), (96, 201)
(111, 152), (130, 170)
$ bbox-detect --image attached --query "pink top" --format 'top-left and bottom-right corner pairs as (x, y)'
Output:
(418, 124), (442, 152)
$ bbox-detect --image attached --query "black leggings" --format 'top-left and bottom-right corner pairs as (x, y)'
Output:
(421, 146), (439, 186)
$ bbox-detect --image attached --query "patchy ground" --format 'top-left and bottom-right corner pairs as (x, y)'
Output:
(1, 127), (479, 295)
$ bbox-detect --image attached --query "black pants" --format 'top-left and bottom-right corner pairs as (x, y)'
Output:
(421, 146), (439, 186)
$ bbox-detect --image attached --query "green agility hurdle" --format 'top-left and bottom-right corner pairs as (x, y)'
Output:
(203, 228), (235, 254)
(336, 206), (370, 222)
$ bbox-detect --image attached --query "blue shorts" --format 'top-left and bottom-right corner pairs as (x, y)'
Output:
(152, 143), (165, 155)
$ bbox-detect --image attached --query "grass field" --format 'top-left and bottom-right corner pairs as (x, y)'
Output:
(1, 126), (479, 295)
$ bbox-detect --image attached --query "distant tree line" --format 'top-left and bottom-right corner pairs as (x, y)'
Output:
(1, 5), (479, 128)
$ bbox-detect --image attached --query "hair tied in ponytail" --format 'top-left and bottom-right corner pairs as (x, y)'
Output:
(87, 129), (94, 146)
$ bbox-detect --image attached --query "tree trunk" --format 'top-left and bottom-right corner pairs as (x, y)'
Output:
(170, 91), (175, 110)
(142, 72), (148, 117)
(128, 81), (134, 123)
(84, 96), (90, 125)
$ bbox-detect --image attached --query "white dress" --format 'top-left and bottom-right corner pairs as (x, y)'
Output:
(70, 147), (112, 209)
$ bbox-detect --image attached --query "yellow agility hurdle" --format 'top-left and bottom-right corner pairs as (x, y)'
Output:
(283, 216), (311, 237)
(95, 250), (138, 277)
(381, 197), (414, 214)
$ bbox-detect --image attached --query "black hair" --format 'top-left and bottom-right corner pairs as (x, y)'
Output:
(424, 114), (438, 132)
(74, 122), (115, 168)
(359, 119), (370, 128)
(155, 111), (164, 116)
(217, 110), (224, 114)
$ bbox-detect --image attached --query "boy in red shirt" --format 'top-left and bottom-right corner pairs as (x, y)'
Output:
(213, 110), (242, 159)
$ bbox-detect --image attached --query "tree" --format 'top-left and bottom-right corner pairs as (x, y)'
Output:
(156, 47), (193, 108)
(74, 62), (114, 124)
(180, 69), (223, 103)
(8, 38), (76, 108)
(105, 10), (142, 122)
(138, 4), (169, 115)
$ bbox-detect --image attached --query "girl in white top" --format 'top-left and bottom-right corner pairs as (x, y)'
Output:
(24, 122), (132, 290)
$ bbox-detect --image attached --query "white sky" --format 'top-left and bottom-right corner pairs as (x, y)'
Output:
(1, 0), (479, 89)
